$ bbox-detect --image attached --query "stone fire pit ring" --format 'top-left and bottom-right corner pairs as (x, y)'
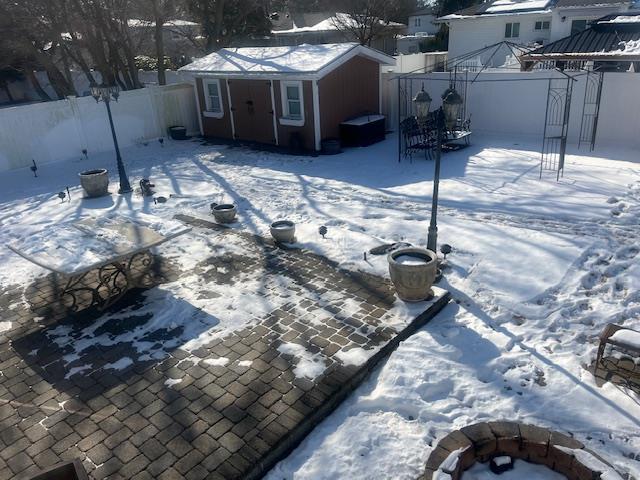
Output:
(422, 421), (623, 480)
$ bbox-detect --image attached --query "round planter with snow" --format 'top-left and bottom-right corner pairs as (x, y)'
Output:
(270, 220), (296, 244)
(388, 247), (438, 302)
(211, 203), (237, 224)
(79, 169), (109, 198)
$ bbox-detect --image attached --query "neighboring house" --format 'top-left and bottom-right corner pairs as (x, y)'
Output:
(550, 0), (632, 40)
(398, 7), (440, 54)
(179, 43), (394, 151)
(265, 12), (406, 55)
(408, 7), (440, 35)
(522, 12), (640, 71)
(128, 19), (203, 65)
(438, 0), (635, 64)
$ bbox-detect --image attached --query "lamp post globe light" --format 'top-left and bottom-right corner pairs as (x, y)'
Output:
(412, 86), (432, 121)
(412, 85), (463, 254)
(442, 88), (464, 132)
(90, 84), (132, 194)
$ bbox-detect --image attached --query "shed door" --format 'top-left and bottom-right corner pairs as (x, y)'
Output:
(228, 80), (275, 145)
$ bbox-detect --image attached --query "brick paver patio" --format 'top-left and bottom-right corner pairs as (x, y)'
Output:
(0, 215), (449, 479)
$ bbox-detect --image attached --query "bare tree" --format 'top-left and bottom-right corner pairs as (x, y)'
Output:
(0, 1), (78, 99)
(187, 0), (271, 51)
(331, 0), (413, 46)
(138, 0), (177, 85)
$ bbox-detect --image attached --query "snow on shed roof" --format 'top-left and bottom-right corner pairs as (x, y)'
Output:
(179, 43), (395, 77)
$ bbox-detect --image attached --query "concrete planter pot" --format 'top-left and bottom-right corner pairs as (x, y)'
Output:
(211, 203), (237, 223)
(79, 169), (109, 198)
(270, 220), (296, 243)
(388, 247), (438, 302)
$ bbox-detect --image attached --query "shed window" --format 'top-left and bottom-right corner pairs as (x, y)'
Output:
(286, 85), (301, 117)
(535, 21), (550, 30)
(279, 81), (305, 126)
(203, 79), (223, 118)
(505, 22), (520, 38)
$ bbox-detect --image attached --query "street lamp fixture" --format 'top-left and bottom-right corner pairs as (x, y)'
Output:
(412, 85), (432, 121)
(442, 88), (464, 132)
(90, 84), (132, 194)
(412, 86), (458, 254)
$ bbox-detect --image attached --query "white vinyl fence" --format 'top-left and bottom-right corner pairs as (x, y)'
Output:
(0, 83), (198, 172)
(0, 70), (185, 105)
(382, 70), (640, 149)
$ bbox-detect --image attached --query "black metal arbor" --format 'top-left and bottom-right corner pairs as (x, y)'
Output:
(395, 41), (604, 180)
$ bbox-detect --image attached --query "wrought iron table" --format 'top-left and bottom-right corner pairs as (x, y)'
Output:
(8, 215), (190, 311)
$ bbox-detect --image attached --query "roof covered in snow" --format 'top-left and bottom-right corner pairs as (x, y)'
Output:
(522, 13), (640, 60)
(439, 0), (553, 19)
(128, 19), (199, 28)
(179, 43), (395, 78)
(440, 0), (633, 19)
(554, 0), (631, 8)
(272, 12), (405, 35)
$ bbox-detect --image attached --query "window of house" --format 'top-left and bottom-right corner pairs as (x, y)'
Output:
(279, 81), (304, 126)
(203, 79), (223, 118)
(571, 19), (588, 35)
(535, 20), (550, 30)
(505, 22), (520, 38)
(414, 18), (421, 27)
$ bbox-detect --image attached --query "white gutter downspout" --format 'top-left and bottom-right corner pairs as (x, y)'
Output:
(312, 79), (321, 151)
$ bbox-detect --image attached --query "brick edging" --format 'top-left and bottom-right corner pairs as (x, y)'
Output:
(422, 421), (623, 480)
(244, 292), (452, 480)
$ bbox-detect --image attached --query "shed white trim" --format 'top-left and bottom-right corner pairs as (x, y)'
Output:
(225, 79), (236, 139)
(192, 77), (204, 136)
(312, 80), (321, 151)
(269, 80), (279, 146)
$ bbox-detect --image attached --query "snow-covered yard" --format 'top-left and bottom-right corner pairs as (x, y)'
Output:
(1, 134), (639, 479)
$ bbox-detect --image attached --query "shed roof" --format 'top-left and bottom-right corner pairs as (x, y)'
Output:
(179, 43), (395, 78)
(522, 13), (640, 60)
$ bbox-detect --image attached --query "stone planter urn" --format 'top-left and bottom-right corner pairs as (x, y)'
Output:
(388, 247), (438, 302)
(211, 203), (237, 223)
(270, 220), (296, 243)
(79, 169), (109, 198)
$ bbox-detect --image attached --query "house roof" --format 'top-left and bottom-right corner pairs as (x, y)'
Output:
(128, 19), (199, 28)
(410, 7), (437, 16)
(440, 0), (632, 19)
(554, 0), (630, 8)
(272, 12), (405, 35)
(179, 43), (395, 78)
(522, 13), (640, 60)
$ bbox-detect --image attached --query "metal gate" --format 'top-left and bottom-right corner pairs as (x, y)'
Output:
(578, 71), (603, 151)
(540, 77), (574, 181)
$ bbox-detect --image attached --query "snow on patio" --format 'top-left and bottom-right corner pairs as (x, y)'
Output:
(1, 133), (639, 478)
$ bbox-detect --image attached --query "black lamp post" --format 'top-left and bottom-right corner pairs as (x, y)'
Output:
(90, 84), (132, 194)
(413, 85), (463, 253)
